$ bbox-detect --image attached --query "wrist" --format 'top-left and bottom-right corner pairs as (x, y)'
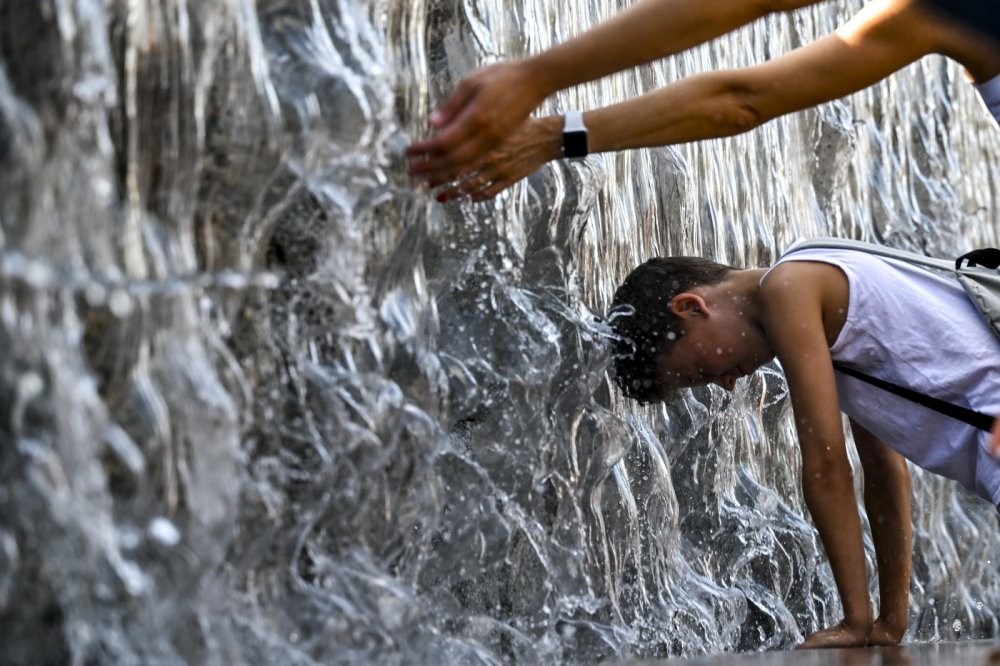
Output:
(529, 115), (566, 163)
(524, 51), (576, 99)
(844, 608), (873, 632)
(875, 610), (908, 635)
(841, 591), (873, 632)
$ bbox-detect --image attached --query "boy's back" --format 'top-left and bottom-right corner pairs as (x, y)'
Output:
(769, 248), (1000, 504)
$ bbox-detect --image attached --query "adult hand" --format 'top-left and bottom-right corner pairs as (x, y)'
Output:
(866, 616), (905, 646)
(797, 621), (870, 650)
(433, 115), (562, 202)
(406, 61), (549, 186)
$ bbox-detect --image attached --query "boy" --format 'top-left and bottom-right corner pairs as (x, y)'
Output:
(608, 244), (1000, 648)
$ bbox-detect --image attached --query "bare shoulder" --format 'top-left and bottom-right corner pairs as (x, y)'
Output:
(760, 260), (849, 345)
(759, 260), (843, 297)
(758, 262), (827, 321)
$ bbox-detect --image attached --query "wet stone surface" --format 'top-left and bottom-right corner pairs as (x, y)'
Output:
(620, 640), (1000, 666)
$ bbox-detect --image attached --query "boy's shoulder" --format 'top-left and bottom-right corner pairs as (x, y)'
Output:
(758, 260), (850, 345)
(759, 258), (847, 300)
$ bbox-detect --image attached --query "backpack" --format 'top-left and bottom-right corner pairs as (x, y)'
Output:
(782, 237), (1000, 432)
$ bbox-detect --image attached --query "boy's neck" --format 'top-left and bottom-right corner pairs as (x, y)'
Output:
(709, 267), (768, 324)
(727, 267), (768, 299)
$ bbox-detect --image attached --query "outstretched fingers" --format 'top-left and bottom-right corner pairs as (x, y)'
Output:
(406, 117), (495, 181)
(471, 178), (517, 201)
(444, 176), (515, 203)
(433, 148), (538, 202)
(407, 77), (522, 181)
(428, 77), (479, 129)
(423, 116), (560, 202)
(435, 167), (507, 203)
(408, 62), (550, 186)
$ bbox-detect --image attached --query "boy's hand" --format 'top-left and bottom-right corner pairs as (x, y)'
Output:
(797, 620), (871, 649)
(866, 616), (906, 646)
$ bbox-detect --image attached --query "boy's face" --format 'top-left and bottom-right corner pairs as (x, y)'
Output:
(654, 290), (774, 396)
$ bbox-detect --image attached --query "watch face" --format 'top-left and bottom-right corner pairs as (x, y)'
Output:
(563, 130), (588, 158)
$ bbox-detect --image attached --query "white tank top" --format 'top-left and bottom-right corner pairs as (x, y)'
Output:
(975, 71), (1000, 125)
(767, 248), (1000, 505)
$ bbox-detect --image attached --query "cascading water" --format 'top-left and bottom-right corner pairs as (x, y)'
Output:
(0, 0), (998, 664)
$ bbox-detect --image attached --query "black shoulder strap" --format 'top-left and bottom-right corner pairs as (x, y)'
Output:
(832, 362), (994, 432)
(956, 248), (1000, 271)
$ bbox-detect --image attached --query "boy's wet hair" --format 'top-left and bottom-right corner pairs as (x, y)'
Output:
(608, 256), (734, 404)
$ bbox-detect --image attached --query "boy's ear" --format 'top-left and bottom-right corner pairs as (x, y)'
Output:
(670, 293), (707, 319)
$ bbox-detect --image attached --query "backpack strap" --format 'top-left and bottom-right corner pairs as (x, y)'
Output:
(956, 248), (1000, 270)
(783, 237), (955, 273)
(832, 363), (995, 432)
(788, 238), (1000, 342)
(782, 238), (997, 432)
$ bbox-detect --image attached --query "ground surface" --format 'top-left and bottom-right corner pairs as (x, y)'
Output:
(619, 640), (1000, 665)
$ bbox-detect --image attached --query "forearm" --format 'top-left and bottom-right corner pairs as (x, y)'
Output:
(526, 0), (803, 95)
(864, 461), (912, 629)
(522, 70), (768, 167)
(588, 72), (766, 151)
(529, 1), (940, 159)
(803, 463), (872, 628)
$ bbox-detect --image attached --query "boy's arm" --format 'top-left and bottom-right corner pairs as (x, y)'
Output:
(407, 0), (821, 179)
(850, 418), (912, 645)
(760, 263), (872, 648)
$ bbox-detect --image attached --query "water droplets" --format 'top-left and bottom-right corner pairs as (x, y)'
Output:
(108, 289), (133, 317)
(148, 518), (181, 547)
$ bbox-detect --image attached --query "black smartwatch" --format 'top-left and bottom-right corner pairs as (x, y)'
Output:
(561, 111), (589, 159)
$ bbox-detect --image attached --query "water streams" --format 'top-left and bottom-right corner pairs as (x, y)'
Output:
(0, 0), (998, 664)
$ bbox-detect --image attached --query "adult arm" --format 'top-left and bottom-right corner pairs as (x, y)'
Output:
(850, 418), (912, 645)
(406, 0), (820, 181)
(991, 416), (1000, 458)
(437, 0), (945, 200)
(760, 262), (872, 648)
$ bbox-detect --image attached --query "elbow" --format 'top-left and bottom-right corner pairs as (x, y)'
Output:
(802, 457), (855, 503)
(708, 82), (768, 136)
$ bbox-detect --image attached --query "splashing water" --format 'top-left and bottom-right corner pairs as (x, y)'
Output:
(0, 0), (998, 663)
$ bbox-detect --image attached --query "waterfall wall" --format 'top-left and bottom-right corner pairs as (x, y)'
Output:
(0, 0), (998, 664)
